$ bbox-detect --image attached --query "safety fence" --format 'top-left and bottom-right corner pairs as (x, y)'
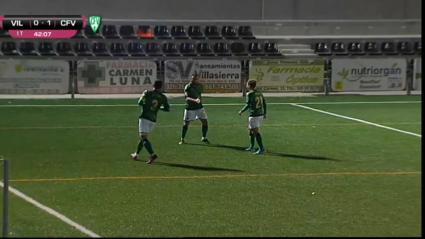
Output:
(0, 57), (421, 97)
(0, 157), (9, 238)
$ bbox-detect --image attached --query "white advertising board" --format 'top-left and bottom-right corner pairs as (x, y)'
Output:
(331, 59), (406, 91)
(0, 59), (69, 94)
(164, 60), (241, 93)
(77, 60), (157, 94)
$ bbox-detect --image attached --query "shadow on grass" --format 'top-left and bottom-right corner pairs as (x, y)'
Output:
(156, 162), (245, 172)
(134, 158), (245, 172)
(186, 143), (340, 161)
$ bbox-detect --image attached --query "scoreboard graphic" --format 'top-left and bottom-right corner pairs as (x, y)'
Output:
(0, 15), (101, 38)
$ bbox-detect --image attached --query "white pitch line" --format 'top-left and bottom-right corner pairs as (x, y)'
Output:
(0, 101), (421, 107)
(290, 101), (421, 105)
(0, 182), (101, 237)
(291, 103), (421, 138)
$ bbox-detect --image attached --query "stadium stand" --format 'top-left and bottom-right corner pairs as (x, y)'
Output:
(0, 20), (421, 57)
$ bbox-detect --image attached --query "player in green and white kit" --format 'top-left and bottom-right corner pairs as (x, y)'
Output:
(179, 74), (209, 144)
(239, 79), (267, 155)
(131, 80), (170, 164)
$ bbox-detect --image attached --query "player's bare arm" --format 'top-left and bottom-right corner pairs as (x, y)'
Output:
(186, 97), (201, 103)
(160, 96), (171, 112)
(160, 104), (170, 112)
(239, 94), (251, 116)
(239, 105), (248, 116)
(138, 90), (148, 105)
(184, 87), (201, 104)
(185, 74), (202, 104)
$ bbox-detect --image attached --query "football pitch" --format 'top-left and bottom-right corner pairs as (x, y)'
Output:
(0, 95), (421, 237)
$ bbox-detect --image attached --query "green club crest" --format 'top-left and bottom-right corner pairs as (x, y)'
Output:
(88, 15), (102, 34)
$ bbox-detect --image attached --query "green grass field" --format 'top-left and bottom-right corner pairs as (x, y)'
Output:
(0, 95), (422, 237)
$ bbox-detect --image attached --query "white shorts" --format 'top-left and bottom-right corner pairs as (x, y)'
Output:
(248, 116), (263, 129)
(138, 118), (156, 135)
(183, 108), (208, 121)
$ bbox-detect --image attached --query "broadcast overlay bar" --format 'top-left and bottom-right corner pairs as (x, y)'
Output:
(0, 15), (86, 30)
(0, 15), (87, 38)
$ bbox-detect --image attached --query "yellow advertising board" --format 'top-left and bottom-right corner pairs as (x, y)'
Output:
(249, 59), (325, 92)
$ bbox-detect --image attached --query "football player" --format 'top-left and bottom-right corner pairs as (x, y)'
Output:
(179, 74), (210, 144)
(131, 80), (170, 163)
(239, 79), (267, 155)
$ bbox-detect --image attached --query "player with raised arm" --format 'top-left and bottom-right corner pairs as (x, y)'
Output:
(179, 74), (210, 144)
(131, 80), (170, 164)
(239, 79), (267, 155)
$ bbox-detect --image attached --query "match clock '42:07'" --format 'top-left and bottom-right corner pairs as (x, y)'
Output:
(32, 31), (52, 37)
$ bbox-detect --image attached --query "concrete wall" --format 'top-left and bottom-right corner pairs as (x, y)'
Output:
(0, 0), (421, 20)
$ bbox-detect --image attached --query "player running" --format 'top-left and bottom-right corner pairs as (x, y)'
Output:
(179, 74), (209, 144)
(238, 79), (267, 155)
(131, 80), (170, 164)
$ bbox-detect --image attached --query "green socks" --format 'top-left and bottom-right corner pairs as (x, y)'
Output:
(136, 139), (154, 155)
(202, 125), (208, 138)
(249, 132), (255, 148)
(182, 125), (188, 139)
(255, 133), (264, 150)
(181, 125), (208, 139)
(143, 139), (154, 155)
(136, 139), (144, 154)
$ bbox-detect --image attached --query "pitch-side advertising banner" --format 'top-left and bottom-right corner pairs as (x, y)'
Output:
(331, 59), (406, 91)
(0, 59), (69, 94)
(248, 59), (325, 92)
(164, 60), (241, 93)
(77, 60), (157, 94)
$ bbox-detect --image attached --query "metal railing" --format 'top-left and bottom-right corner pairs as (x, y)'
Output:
(0, 157), (9, 238)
